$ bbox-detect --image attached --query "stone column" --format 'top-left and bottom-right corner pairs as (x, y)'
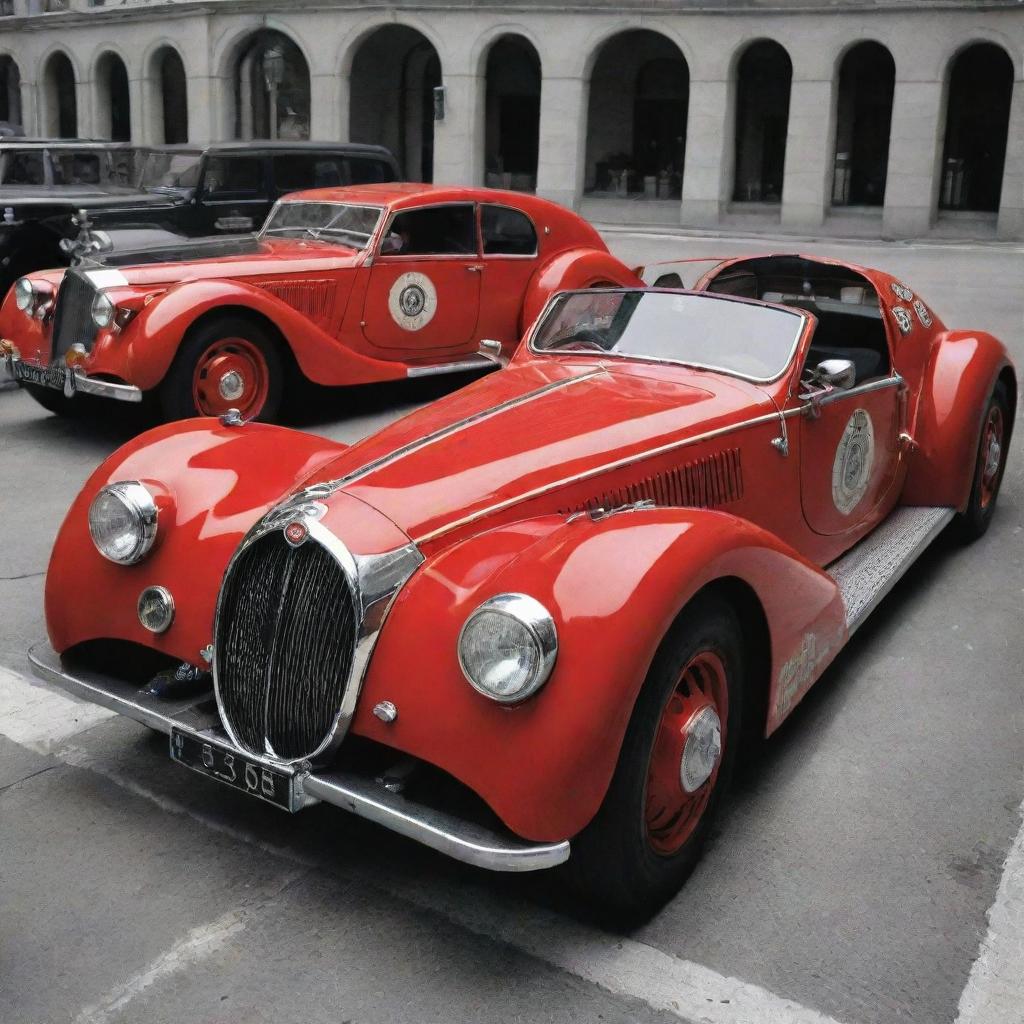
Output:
(997, 77), (1023, 241)
(680, 78), (731, 228)
(883, 78), (944, 238)
(781, 77), (834, 230)
(128, 76), (145, 144)
(74, 77), (92, 138)
(188, 76), (217, 145)
(19, 79), (38, 136)
(535, 74), (587, 210)
(310, 72), (345, 142)
(432, 72), (483, 185)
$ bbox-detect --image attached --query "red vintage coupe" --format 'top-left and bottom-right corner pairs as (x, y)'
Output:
(29, 255), (1014, 918)
(0, 184), (639, 421)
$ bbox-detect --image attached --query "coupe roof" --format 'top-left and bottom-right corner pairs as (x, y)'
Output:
(280, 183), (563, 215)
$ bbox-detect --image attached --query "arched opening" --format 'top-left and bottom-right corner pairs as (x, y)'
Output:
(585, 30), (689, 199)
(832, 42), (895, 207)
(940, 43), (1014, 213)
(233, 30), (310, 140)
(483, 35), (541, 192)
(96, 52), (131, 141)
(153, 46), (188, 144)
(43, 52), (77, 138)
(0, 56), (22, 131)
(732, 40), (792, 203)
(350, 25), (441, 182)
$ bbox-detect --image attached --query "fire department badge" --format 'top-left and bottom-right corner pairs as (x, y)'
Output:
(832, 409), (875, 514)
(388, 272), (438, 331)
(892, 306), (913, 335)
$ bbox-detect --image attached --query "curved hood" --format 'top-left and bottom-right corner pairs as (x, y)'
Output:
(301, 359), (775, 544)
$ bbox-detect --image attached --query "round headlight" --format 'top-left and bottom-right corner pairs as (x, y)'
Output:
(137, 585), (175, 634)
(14, 277), (35, 312)
(91, 291), (115, 329)
(458, 593), (557, 704)
(88, 481), (158, 565)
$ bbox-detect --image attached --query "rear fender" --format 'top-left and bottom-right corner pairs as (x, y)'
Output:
(520, 248), (642, 333)
(355, 506), (845, 842)
(44, 419), (347, 665)
(902, 330), (1015, 509)
(119, 279), (409, 390)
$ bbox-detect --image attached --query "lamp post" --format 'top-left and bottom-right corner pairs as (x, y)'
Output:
(262, 45), (285, 140)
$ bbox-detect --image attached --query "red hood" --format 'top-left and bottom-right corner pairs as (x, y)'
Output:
(301, 358), (773, 543)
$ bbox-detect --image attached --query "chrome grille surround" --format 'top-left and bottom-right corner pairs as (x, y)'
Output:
(51, 269), (99, 361)
(212, 499), (423, 766)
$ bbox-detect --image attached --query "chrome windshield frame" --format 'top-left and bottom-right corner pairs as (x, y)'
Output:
(527, 287), (809, 386)
(258, 199), (385, 247)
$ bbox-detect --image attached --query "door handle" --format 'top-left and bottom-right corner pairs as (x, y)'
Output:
(467, 265), (483, 273)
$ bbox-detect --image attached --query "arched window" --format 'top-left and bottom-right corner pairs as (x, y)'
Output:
(152, 46), (188, 144)
(940, 43), (1014, 213)
(483, 35), (541, 192)
(585, 30), (689, 199)
(732, 40), (792, 203)
(832, 42), (895, 207)
(350, 26), (441, 182)
(234, 30), (310, 140)
(96, 52), (131, 141)
(43, 52), (77, 138)
(0, 56), (22, 131)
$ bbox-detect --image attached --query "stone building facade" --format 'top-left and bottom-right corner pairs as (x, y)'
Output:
(1, 0), (1022, 240)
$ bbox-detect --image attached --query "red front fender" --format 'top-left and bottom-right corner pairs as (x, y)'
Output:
(353, 507), (846, 842)
(112, 278), (409, 391)
(902, 330), (1015, 509)
(44, 419), (346, 665)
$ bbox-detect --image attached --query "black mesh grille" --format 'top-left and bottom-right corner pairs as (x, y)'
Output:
(215, 530), (359, 761)
(52, 270), (99, 360)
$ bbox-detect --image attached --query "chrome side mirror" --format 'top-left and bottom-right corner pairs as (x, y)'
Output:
(815, 358), (856, 391)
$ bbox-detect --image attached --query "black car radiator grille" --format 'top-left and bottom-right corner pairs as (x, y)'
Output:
(215, 530), (359, 762)
(51, 270), (99, 360)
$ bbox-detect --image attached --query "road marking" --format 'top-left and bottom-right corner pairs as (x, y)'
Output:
(0, 663), (853, 1024)
(0, 664), (114, 750)
(954, 782), (1024, 1024)
(72, 911), (244, 1024)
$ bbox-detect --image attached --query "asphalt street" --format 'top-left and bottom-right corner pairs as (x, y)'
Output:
(1, 229), (1022, 1024)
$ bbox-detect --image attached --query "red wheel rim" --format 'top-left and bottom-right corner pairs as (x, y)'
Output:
(978, 405), (1005, 510)
(645, 650), (728, 856)
(191, 337), (269, 418)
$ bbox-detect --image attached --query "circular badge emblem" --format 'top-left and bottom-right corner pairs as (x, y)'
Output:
(284, 521), (308, 547)
(388, 272), (437, 332)
(832, 409), (875, 515)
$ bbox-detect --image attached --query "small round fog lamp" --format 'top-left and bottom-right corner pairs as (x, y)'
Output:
(138, 586), (174, 634)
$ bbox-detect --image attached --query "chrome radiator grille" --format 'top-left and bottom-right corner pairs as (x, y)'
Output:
(51, 270), (99, 360)
(215, 530), (359, 762)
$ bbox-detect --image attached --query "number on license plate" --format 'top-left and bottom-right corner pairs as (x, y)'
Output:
(16, 362), (65, 390)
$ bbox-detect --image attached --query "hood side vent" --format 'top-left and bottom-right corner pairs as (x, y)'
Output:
(563, 448), (743, 515)
(255, 279), (334, 323)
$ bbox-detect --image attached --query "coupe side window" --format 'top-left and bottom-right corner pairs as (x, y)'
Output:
(203, 157), (263, 197)
(383, 205), (477, 256)
(482, 205), (537, 256)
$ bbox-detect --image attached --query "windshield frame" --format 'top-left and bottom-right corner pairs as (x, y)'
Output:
(527, 287), (809, 385)
(258, 199), (385, 249)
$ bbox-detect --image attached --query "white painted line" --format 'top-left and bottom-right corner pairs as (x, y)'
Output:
(954, 783), (1024, 1024)
(0, 664), (114, 750)
(72, 911), (244, 1024)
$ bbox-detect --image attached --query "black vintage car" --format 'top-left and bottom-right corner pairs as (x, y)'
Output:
(0, 140), (400, 294)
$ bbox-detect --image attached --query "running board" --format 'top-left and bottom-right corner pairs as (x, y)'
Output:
(406, 355), (500, 379)
(826, 506), (955, 635)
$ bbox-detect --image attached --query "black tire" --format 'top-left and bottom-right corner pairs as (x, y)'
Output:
(20, 382), (80, 417)
(953, 381), (1010, 542)
(158, 316), (284, 423)
(567, 593), (745, 924)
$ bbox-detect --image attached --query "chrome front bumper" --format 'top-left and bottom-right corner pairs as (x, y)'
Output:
(27, 641), (569, 873)
(1, 344), (143, 403)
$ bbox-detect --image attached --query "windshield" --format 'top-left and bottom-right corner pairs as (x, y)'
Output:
(531, 290), (805, 382)
(139, 151), (202, 190)
(260, 201), (383, 249)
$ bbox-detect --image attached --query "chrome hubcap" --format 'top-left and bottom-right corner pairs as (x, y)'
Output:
(679, 705), (722, 793)
(219, 370), (245, 401)
(986, 437), (1002, 479)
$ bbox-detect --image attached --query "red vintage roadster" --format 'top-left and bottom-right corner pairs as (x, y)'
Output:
(29, 255), (1014, 918)
(0, 184), (638, 421)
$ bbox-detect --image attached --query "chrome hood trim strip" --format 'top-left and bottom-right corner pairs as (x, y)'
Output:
(294, 367), (608, 501)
